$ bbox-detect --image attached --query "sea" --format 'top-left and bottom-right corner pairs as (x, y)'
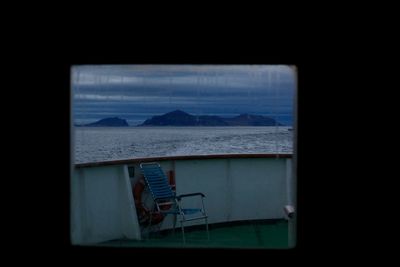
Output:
(74, 126), (293, 164)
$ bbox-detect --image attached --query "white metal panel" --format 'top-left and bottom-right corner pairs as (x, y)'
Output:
(70, 168), (84, 243)
(172, 159), (229, 227)
(119, 165), (141, 240)
(71, 165), (140, 244)
(229, 158), (286, 220)
(82, 166), (120, 243)
(72, 157), (293, 241)
(160, 158), (290, 229)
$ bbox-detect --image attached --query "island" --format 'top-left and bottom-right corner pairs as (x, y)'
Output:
(76, 117), (129, 127)
(138, 110), (283, 126)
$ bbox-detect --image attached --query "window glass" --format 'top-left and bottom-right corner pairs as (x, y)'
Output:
(72, 65), (295, 164)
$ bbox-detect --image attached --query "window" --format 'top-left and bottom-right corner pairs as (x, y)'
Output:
(72, 65), (295, 163)
(71, 65), (297, 248)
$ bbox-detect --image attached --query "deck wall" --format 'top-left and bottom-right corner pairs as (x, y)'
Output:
(71, 155), (294, 244)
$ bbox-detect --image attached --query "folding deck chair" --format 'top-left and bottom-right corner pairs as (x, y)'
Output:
(139, 162), (209, 243)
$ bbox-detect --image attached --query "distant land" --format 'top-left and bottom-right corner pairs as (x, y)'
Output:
(138, 110), (283, 126)
(75, 110), (285, 127)
(76, 117), (129, 127)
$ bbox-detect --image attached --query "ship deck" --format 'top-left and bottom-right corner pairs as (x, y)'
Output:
(95, 219), (290, 249)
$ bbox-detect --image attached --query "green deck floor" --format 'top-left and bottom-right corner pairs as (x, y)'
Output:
(96, 220), (290, 249)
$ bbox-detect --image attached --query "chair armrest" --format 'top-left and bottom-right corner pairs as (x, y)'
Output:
(177, 192), (205, 201)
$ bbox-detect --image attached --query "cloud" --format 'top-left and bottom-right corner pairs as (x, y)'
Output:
(72, 65), (295, 90)
(71, 65), (296, 125)
(74, 94), (166, 102)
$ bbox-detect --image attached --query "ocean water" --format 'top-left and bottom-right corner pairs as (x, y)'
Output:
(74, 126), (293, 164)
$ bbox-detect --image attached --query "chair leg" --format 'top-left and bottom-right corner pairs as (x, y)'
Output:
(205, 217), (210, 241)
(173, 214), (177, 235)
(181, 221), (186, 244)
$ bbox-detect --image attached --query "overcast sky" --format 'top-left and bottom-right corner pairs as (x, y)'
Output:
(72, 65), (296, 126)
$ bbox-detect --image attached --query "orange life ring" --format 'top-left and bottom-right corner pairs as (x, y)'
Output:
(133, 171), (176, 225)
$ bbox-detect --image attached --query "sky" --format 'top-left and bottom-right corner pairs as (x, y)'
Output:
(71, 65), (296, 126)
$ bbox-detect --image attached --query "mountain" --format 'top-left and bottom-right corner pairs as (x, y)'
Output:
(224, 114), (282, 126)
(140, 110), (197, 126)
(80, 117), (129, 127)
(138, 110), (283, 126)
